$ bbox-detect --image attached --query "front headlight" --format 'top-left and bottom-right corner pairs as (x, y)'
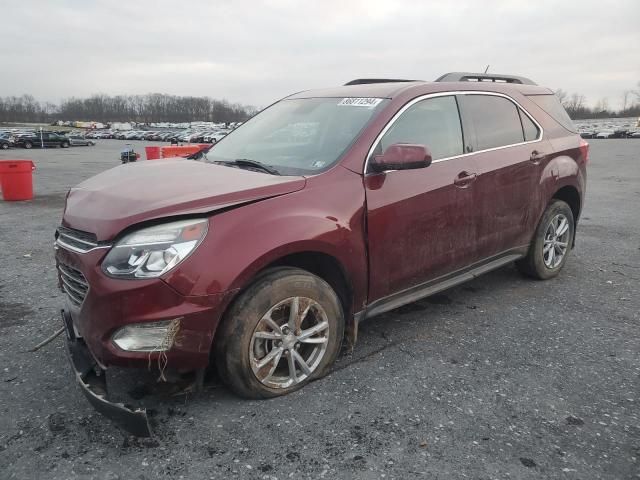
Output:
(102, 218), (208, 279)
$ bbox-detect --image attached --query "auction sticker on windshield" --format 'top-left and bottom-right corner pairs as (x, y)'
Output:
(338, 98), (383, 107)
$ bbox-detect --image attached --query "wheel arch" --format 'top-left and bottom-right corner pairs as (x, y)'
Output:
(552, 185), (581, 222)
(212, 248), (358, 351)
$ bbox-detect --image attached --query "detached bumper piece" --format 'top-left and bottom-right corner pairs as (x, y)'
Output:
(63, 310), (152, 437)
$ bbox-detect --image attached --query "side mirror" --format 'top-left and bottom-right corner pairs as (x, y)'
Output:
(371, 144), (432, 172)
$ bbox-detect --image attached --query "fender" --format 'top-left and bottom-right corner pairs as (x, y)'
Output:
(162, 167), (369, 312)
(540, 154), (578, 191)
(537, 153), (585, 222)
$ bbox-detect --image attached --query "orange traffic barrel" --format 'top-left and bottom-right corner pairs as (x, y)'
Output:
(0, 160), (36, 201)
(145, 146), (161, 160)
(160, 144), (203, 158)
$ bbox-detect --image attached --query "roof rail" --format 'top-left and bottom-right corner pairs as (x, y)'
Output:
(344, 78), (419, 86)
(435, 72), (537, 85)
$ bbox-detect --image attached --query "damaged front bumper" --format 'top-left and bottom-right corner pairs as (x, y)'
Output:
(63, 310), (152, 437)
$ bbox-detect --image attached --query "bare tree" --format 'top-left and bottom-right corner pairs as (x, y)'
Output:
(621, 91), (631, 111)
(594, 98), (610, 113)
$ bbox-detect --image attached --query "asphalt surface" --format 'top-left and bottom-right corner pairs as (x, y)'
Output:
(0, 140), (638, 479)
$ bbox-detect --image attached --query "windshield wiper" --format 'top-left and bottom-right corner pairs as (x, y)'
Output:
(212, 158), (280, 175)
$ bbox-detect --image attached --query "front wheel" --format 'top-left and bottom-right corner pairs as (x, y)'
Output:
(1, 143), (8, 150)
(215, 268), (344, 398)
(24, 141), (32, 149)
(61, 141), (70, 148)
(516, 199), (575, 280)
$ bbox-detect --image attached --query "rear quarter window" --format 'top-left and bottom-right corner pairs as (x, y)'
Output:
(519, 110), (541, 142)
(526, 94), (577, 133)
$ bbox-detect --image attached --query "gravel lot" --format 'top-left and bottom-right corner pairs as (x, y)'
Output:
(0, 140), (638, 479)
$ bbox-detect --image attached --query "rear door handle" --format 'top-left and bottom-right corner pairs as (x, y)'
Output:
(530, 150), (546, 164)
(454, 171), (478, 188)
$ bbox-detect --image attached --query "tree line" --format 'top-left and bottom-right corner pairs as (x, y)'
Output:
(555, 82), (640, 120)
(0, 93), (257, 124)
(1, 85), (639, 124)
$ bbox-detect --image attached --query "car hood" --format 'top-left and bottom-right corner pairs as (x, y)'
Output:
(62, 159), (306, 240)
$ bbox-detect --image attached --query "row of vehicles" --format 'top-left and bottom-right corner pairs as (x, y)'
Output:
(576, 119), (640, 139)
(85, 127), (232, 143)
(578, 128), (640, 139)
(0, 130), (96, 149)
(0, 127), (233, 149)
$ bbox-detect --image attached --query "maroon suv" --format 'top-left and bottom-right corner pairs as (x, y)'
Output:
(56, 72), (588, 436)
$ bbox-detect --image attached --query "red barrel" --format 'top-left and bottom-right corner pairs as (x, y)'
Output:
(0, 160), (36, 201)
(145, 146), (161, 160)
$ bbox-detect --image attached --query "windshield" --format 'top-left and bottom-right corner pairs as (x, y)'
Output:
(207, 97), (388, 175)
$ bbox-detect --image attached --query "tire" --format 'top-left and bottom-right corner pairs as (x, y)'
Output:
(516, 199), (575, 280)
(1, 143), (8, 150)
(24, 141), (32, 149)
(61, 141), (70, 148)
(215, 267), (344, 399)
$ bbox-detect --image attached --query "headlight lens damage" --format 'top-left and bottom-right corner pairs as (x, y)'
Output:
(102, 219), (208, 279)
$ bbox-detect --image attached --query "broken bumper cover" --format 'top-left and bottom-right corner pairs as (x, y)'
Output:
(63, 311), (152, 437)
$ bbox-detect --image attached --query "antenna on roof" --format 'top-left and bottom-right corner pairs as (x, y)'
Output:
(484, 65), (490, 73)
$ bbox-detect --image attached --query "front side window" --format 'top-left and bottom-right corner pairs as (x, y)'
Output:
(461, 95), (525, 150)
(209, 97), (388, 175)
(375, 95), (464, 162)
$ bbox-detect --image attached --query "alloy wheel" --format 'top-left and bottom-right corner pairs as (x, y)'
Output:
(543, 213), (570, 268)
(250, 296), (330, 389)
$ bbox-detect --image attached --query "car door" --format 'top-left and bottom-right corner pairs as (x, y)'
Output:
(39, 133), (51, 147)
(457, 93), (549, 259)
(365, 95), (480, 302)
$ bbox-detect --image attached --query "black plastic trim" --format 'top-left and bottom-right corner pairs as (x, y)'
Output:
(362, 248), (527, 319)
(63, 310), (152, 437)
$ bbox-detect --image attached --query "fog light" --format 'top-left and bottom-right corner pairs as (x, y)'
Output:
(112, 319), (181, 352)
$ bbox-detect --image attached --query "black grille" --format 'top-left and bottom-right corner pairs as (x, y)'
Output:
(56, 226), (99, 253)
(58, 263), (89, 306)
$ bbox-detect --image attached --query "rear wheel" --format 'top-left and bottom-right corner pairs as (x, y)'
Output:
(24, 141), (32, 149)
(516, 199), (574, 280)
(215, 268), (344, 398)
(1, 142), (8, 150)
(61, 141), (70, 148)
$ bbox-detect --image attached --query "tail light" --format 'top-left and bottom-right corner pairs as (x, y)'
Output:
(579, 138), (590, 164)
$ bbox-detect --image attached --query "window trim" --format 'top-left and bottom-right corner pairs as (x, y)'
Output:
(518, 107), (540, 143)
(375, 94), (465, 163)
(364, 91), (543, 174)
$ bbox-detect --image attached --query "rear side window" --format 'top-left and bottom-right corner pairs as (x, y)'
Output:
(460, 95), (524, 150)
(527, 94), (576, 133)
(377, 95), (464, 161)
(520, 110), (540, 141)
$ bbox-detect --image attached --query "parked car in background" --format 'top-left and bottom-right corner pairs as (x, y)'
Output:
(0, 133), (15, 149)
(595, 130), (615, 139)
(203, 131), (228, 143)
(67, 135), (96, 146)
(16, 132), (70, 148)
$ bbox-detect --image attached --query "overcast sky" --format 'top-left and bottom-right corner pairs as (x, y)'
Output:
(2, 0), (639, 109)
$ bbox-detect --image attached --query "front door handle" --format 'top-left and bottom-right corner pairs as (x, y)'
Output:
(454, 171), (478, 188)
(530, 150), (546, 164)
